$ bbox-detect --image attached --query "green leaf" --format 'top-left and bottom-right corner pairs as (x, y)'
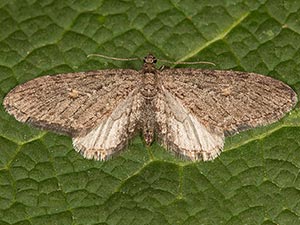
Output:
(1, 1), (300, 224)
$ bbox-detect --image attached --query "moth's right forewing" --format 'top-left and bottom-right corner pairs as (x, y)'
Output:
(159, 69), (297, 136)
(3, 69), (140, 136)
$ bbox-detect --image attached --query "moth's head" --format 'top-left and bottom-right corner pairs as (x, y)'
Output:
(144, 54), (157, 64)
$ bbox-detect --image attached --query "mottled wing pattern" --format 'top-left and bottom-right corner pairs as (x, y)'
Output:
(4, 70), (143, 159)
(155, 69), (297, 160)
(160, 69), (297, 135)
(4, 69), (140, 136)
(4, 60), (297, 162)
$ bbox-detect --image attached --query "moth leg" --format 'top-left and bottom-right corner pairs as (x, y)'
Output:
(159, 65), (170, 71)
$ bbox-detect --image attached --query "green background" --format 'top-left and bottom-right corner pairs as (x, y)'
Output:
(1, 0), (300, 224)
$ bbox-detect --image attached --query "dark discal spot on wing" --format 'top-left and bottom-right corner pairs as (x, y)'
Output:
(3, 69), (140, 136)
(68, 89), (80, 99)
(160, 69), (297, 135)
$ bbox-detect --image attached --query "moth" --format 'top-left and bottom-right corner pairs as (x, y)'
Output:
(3, 54), (298, 161)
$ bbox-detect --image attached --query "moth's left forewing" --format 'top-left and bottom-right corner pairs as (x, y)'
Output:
(3, 69), (143, 161)
(3, 69), (141, 136)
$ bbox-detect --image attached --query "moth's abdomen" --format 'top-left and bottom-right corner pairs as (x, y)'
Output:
(141, 99), (156, 146)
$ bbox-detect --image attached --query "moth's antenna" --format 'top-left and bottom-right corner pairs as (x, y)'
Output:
(88, 54), (216, 66)
(159, 59), (216, 66)
(87, 54), (140, 61)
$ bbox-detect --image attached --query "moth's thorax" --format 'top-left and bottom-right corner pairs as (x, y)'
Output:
(140, 66), (158, 98)
(142, 62), (156, 73)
